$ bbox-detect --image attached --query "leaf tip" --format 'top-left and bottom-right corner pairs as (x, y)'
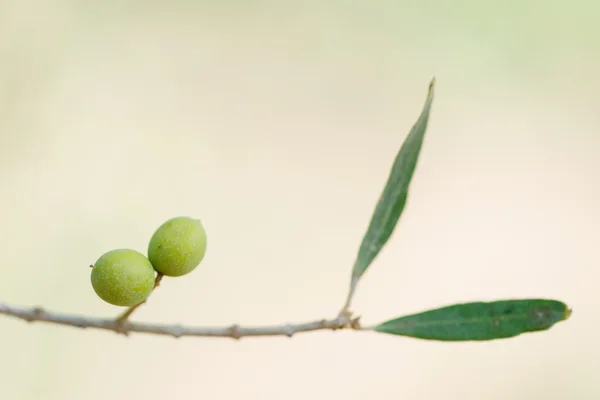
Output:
(563, 306), (573, 321)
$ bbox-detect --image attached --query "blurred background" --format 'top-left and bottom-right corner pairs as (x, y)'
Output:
(1, 1), (598, 399)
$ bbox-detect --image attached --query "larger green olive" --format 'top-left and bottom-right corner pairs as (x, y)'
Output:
(147, 216), (207, 277)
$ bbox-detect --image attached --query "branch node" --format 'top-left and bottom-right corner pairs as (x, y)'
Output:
(284, 324), (294, 338)
(329, 318), (344, 331)
(25, 307), (44, 322)
(171, 325), (184, 338)
(229, 324), (241, 340)
(115, 319), (131, 336)
(74, 320), (88, 329)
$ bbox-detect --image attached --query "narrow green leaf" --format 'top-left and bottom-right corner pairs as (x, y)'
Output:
(351, 78), (435, 279)
(372, 299), (572, 341)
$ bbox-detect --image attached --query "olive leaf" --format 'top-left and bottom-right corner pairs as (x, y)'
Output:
(371, 299), (572, 341)
(351, 78), (435, 280)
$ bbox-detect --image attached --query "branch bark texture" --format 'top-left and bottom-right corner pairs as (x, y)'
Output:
(0, 301), (361, 339)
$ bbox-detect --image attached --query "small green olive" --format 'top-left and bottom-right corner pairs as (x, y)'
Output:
(91, 249), (156, 307)
(147, 216), (207, 277)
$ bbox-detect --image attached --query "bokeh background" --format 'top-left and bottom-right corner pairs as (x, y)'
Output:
(1, 1), (598, 399)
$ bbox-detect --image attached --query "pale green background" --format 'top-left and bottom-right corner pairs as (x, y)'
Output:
(1, 1), (598, 399)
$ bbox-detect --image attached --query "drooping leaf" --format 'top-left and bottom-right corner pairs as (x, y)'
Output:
(351, 78), (435, 279)
(372, 299), (571, 341)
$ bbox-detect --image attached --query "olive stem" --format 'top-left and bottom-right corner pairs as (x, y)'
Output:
(115, 272), (163, 334)
(338, 274), (359, 319)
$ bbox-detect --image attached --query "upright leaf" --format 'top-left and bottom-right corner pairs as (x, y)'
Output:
(351, 78), (435, 279)
(372, 299), (572, 341)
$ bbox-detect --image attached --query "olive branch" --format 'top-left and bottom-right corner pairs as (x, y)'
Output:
(0, 78), (572, 341)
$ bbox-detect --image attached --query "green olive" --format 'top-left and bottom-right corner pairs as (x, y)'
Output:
(91, 249), (156, 307)
(147, 216), (207, 277)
